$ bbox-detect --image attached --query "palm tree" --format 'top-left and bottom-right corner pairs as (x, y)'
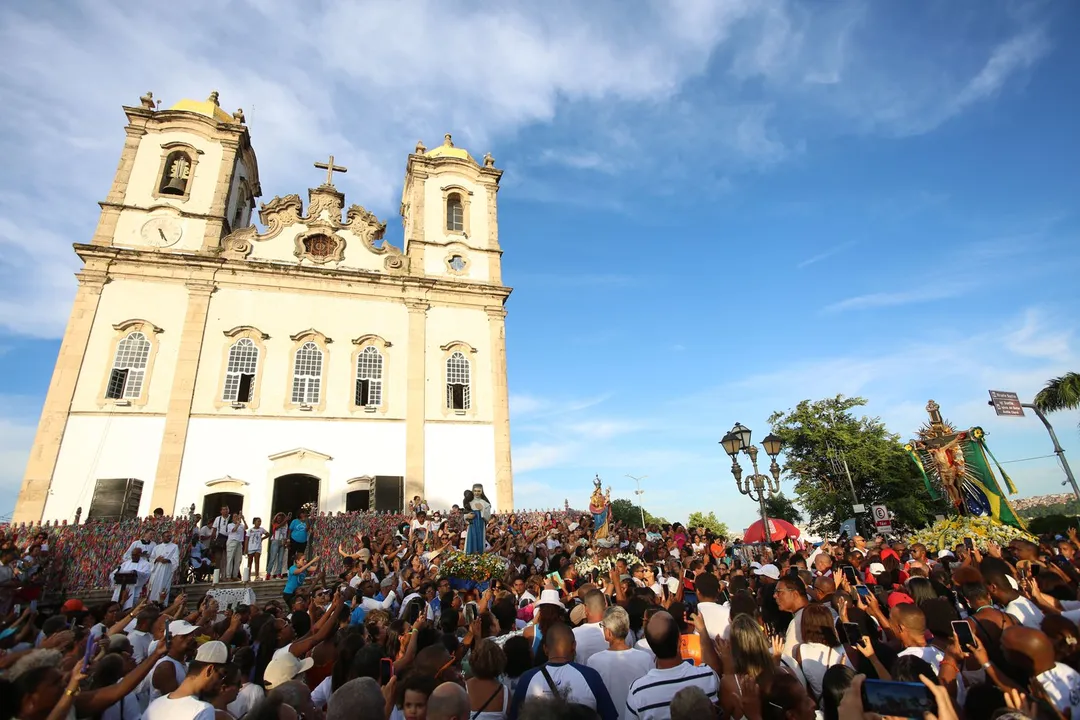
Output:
(1034, 372), (1080, 413)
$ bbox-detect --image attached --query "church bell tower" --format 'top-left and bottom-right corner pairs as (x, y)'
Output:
(92, 90), (261, 255)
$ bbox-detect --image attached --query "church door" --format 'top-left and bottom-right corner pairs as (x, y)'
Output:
(272, 474), (321, 519)
(202, 492), (243, 524)
(345, 490), (370, 512)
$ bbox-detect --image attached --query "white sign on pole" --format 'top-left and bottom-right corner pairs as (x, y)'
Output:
(852, 504), (866, 514)
(871, 504), (892, 534)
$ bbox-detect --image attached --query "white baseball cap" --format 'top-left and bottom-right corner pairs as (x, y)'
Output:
(194, 640), (229, 664)
(263, 653), (315, 689)
(753, 564), (780, 580)
(868, 562), (887, 575)
(937, 549), (955, 559)
(168, 620), (198, 637)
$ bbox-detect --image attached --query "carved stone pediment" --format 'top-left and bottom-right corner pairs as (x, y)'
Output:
(344, 204), (387, 247)
(258, 194), (303, 239)
(305, 186), (345, 223)
(219, 188), (405, 265)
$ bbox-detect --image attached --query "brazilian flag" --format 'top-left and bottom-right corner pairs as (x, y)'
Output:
(907, 427), (1026, 531)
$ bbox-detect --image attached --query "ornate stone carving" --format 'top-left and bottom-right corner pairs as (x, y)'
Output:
(140, 91), (156, 110)
(483, 152), (495, 168)
(221, 225), (258, 259)
(294, 228), (346, 265)
(305, 186), (345, 223)
(233, 108), (246, 124)
(258, 195), (303, 240)
(344, 204), (387, 247)
(384, 255), (408, 272)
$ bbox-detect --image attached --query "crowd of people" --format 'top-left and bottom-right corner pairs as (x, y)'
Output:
(3, 503), (1080, 720)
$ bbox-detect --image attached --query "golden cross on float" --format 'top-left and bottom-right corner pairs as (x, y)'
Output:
(313, 155), (347, 186)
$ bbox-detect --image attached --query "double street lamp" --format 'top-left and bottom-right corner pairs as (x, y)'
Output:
(721, 423), (784, 544)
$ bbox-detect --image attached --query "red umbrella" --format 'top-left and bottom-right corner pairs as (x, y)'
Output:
(742, 518), (801, 543)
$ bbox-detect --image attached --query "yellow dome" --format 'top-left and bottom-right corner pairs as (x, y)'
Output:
(424, 133), (475, 163)
(168, 91), (237, 124)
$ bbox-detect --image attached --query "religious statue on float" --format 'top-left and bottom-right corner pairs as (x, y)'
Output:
(589, 476), (612, 539)
(905, 399), (1026, 530)
(463, 483), (492, 554)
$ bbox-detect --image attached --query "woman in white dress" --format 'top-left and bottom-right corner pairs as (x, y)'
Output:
(147, 531), (181, 604)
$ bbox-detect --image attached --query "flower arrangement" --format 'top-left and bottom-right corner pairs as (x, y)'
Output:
(575, 552), (644, 577)
(906, 515), (1035, 552)
(441, 551), (509, 582)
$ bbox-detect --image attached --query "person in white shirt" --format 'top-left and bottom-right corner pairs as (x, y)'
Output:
(626, 612), (719, 719)
(509, 624), (619, 720)
(143, 640), (229, 720)
(225, 512), (247, 580)
(573, 590), (609, 666)
(693, 573), (731, 641)
(211, 506), (232, 570)
(1003, 625), (1080, 720)
(774, 575), (808, 657)
(227, 647), (265, 718)
(123, 529), (157, 563)
(587, 605), (654, 720)
(985, 565), (1045, 629)
(246, 517), (269, 580)
(147, 532), (181, 604)
(112, 547), (152, 610)
(892, 605), (944, 673)
(126, 608), (156, 663)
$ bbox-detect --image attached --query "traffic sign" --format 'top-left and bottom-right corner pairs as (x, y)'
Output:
(989, 390), (1025, 417)
(871, 504), (892, 534)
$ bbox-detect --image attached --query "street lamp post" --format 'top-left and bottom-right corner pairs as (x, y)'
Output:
(722, 423), (784, 545)
(626, 475), (648, 529)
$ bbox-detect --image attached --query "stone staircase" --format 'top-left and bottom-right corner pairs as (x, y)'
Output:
(69, 577), (290, 612)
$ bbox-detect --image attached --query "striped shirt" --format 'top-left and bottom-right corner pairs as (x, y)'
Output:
(508, 662), (618, 720)
(626, 661), (719, 719)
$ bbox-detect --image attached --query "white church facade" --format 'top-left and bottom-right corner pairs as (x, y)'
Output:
(13, 91), (514, 524)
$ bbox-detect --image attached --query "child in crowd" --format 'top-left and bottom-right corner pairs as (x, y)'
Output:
(246, 517), (268, 580)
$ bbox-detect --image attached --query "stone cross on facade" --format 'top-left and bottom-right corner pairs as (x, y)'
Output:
(314, 155), (347, 186)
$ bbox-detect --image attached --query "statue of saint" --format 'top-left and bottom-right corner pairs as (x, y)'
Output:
(589, 476), (612, 539)
(926, 432), (968, 511)
(463, 483), (491, 554)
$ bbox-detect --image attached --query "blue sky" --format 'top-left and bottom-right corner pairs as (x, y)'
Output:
(1, 1), (1078, 530)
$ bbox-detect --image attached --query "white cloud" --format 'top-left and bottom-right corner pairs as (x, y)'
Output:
(797, 240), (856, 269)
(0, 2), (1054, 338)
(824, 284), (973, 313)
(1004, 309), (1072, 362)
(952, 30), (1049, 112)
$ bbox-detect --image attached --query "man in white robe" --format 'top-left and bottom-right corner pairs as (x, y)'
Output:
(124, 529), (157, 562)
(112, 547), (152, 609)
(147, 532), (181, 604)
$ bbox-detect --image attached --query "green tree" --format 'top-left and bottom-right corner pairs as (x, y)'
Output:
(687, 511), (730, 538)
(610, 498), (666, 528)
(1034, 372), (1080, 420)
(768, 395), (945, 535)
(764, 493), (804, 525)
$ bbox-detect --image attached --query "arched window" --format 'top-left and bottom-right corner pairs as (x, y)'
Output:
(446, 351), (471, 411)
(355, 346), (384, 407)
(159, 151), (193, 196)
(105, 332), (151, 399)
(446, 194), (464, 232)
(291, 342), (323, 405)
(222, 338), (258, 403)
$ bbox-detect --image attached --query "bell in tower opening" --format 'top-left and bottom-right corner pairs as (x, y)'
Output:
(160, 151), (192, 196)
